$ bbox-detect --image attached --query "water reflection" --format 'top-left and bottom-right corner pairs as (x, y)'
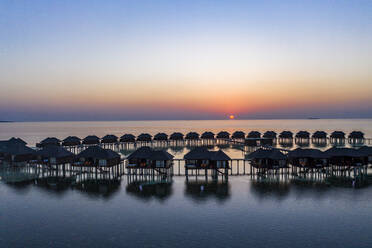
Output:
(74, 179), (121, 199)
(184, 180), (230, 203)
(126, 175), (173, 202)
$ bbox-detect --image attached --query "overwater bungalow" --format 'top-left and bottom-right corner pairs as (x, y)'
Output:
(278, 131), (293, 147)
(263, 131), (277, 144)
(137, 133), (152, 146)
(120, 134), (136, 143)
(37, 137), (61, 148)
(153, 133), (168, 147)
(311, 131), (327, 146)
(330, 131), (345, 145)
(185, 132), (200, 146)
(295, 131), (310, 146)
(36, 145), (75, 177)
(62, 136), (81, 147)
(246, 148), (288, 173)
(247, 131), (261, 139)
(0, 139), (36, 166)
(82, 135), (100, 146)
(7, 137), (27, 146)
(169, 132), (184, 146)
(201, 131), (215, 145)
(75, 146), (121, 167)
(126, 147), (173, 176)
(231, 131), (245, 140)
(287, 148), (328, 170)
(216, 131), (230, 139)
(37, 145), (75, 165)
(348, 131), (364, 145)
(101, 135), (118, 149)
(184, 147), (230, 179)
(359, 146), (372, 163)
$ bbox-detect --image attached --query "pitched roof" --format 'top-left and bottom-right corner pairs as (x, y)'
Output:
(324, 147), (364, 158)
(263, 131), (277, 138)
(37, 145), (74, 158)
(184, 147), (230, 160)
(232, 131), (245, 139)
(137, 133), (152, 141)
(246, 148), (286, 160)
(201, 131), (215, 139)
(63, 136), (81, 143)
(185, 132), (200, 140)
(348, 131), (364, 139)
(101, 134), (118, 143)
(312, 131), (327, 138)
(77, 146), (120, 159)
(330, 131), (345, 138)
(40, 137), (61, 145)
(154, 133), (168, 141)
(216, 131), (230, 139)
(288, 148), (327, 159)
(120, 134), (136, 142)
(247, 131), (261, 138)
(0, 142), (36, 156)
(279, 131), (293, 138)
(359, 146), (372, 156)
(127, 146), (173, 160)
(170, 132), (184, 140)
(295, 131), (310, 138)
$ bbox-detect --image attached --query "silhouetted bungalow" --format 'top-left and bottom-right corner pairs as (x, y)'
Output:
(0, 140), (36, 164)
(127, 146), (173, 169)
(295, 131), (310, 145)
(120, 134), (136, 143)
(348, 131), (364, 145)
(185, 132), (200, 140)
(330, 131), (345, 144)
(154, 133), (168, 141)
(37, 137), (61, 148)
(325, 147), (366, 167)
(37, 145), (75, 165)
(359, 146), (372, 162)
(170, 132), (184, 140)
(216, 131), (230, 139)
(311, 131), (327, 143)
(246, 148), (287, 170)
(137, 133), (152, 142)
(232, 131), (245, 139)
(201, 131), (215, 139)
(278, 131), (293, 146)
(62, 136), (81, 148)
(76, 146), (121, 167)
(7, 137), (27, 146)
(263, 131), (277, 139)
(288, 148), (328, 168)
(184, 147), (230, 179)
(101, 134), (118, 144)
(82, 135), (100, 145)
(247, 131), (261, 139)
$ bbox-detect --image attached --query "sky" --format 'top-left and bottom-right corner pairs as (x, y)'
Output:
(0, 0), (372, 121)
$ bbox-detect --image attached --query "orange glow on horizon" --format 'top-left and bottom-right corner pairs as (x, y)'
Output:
(229, 115), (235, 120)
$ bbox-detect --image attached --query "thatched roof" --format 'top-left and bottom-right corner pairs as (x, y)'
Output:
(232, 131), (245, 139)
(288, 148), (327, 159)
(101, 134), (118, 143)
(325, 147), (364, 158)
(37, 145), (74, 158)
(330, 131), (345, 139)
(120, 134), (136, 142)
(0, 141), (36, 156)
(210, 150), (231, 161)
(263, 131), (277, 139)
(247, 131), (261, 138)
(185, 132), (199, 140)
(154, 133), (168, 141)
(348, 131), (364, 139)
(62, 136), (81, 146)
(312, 131), (327, 139)
(246, 148), (286, 160)
(137, 133), (152, 142)
(184, 147), (230, 160)
(77, 146), (120, 160)
(40, 137), (61, 146)
(7, 137), (27, 146)
(279, 131), (293, 139)
(359, 146), (372, 156)
(216, 131), (230, 139)
(82, 135), (100, 144)
(295, 131), (310, 138)
(201, 131), (215, 139)
(127, 146), (173, 160)
(170, 132), (184, 140)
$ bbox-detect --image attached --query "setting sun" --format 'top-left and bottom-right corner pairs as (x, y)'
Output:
(229, 115), (235, 120)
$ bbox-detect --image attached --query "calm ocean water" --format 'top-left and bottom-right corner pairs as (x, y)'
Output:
(1, 119), (372, 247)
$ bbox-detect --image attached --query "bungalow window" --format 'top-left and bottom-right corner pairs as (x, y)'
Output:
(99, 159), (107, 166)
(216, 161), (226, 168)
(50, 157), (56, 164)
(156, 160), (164, 167)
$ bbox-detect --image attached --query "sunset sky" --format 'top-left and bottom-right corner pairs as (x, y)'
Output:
(1, 0), (372, 121)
